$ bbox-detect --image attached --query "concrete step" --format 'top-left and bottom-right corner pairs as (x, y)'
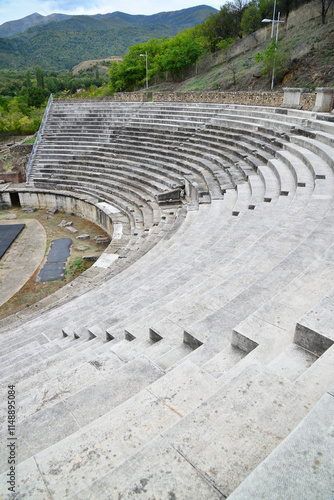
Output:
(0, 341), (51, 377)
(0, 356), (163, 474)
(267, 157), (297, 196)
(257, 164), (280, 202)
(268, 344), (318, 381)
(0, 336), (99, 390)
(5, 360), (221, 499)
(247, 173), (265, 208)
(290, 135), (334, 170)
(9, 348), (124, 424)
(229, 387), (334, 500)
(202, 344), (247, 378)
(160, 362), (315, 497)
(294, 287), (334, 356)
(230, 181), (252, 216)
(54, 170), (328, 328)
(69, 362), (315, 499)
(0, 331), (49, 357)
(38, 166), (326, 350)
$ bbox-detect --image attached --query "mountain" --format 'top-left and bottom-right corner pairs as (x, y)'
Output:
(0, 5), (217, 37)
(0, 6), (217, 71)
(93, 6), (217, 28)
(0, 13), (71, 38)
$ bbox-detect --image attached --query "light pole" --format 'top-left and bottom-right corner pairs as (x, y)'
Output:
(140, 52), (148, 90)
(262, 19), (272, 41)
(262, 12), (284, 89)
(271, 0), (277, 38)
(271, 12), (284, 91)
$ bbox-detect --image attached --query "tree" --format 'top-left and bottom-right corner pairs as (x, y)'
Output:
(320, 0), (333, 23)
(27, 87), (45, 107)
(162, 36), (202, 80)
(25, 70), (32, 88)
(254, 40), (290, 85)
(259, 0), (275, 19)
(227, 59), (238, 86)
(241, 5), (263, 35)
(35, 66), (44, 89)
(198, 3), (242, 53)
(216, 37), (234, 53)
(45, 76), (60, 94)
(109, 38), (171, 92)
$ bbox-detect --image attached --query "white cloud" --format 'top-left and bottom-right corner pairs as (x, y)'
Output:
(0, 0), (222, 25)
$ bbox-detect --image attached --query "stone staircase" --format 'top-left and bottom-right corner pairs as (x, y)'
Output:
(0, 100), (333, 498)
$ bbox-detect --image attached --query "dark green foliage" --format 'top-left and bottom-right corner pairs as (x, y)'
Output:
(0, 7), (217, 71)
(0, 8), (217, 38)
(25, 70), (31, 88)
(197, 7), (240, 52)
(27, 87), (45, 107)
(35, 67), (44, 88)
(109, 32), (202, 90)
(161, 36), (202, 80)
(0, 94), (9, 112)
(0, 94), (45, 135)
(109, 39), (169, 91)
(254, 40), (290, 82)
(241, 5), (263, 35)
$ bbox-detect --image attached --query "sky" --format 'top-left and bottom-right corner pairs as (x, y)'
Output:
(0, 0), (223, 25)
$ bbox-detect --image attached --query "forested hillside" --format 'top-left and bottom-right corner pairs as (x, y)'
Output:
(108, 0), (333, 91)
(0, 0), (332, 137)
(0, 13), (71, 38)
(0, 6), (217, 71)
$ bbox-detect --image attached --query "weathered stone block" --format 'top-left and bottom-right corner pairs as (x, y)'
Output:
(312, 87), (334, 113)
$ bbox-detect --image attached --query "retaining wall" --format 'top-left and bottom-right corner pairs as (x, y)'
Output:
(152, 90), (316, 110)
(152, 91), (285, 107)
(0, 189), (114, 236)
(56, 92), (146, 103)
(0, 171), (25, 183)
(55, 91), (317, 110)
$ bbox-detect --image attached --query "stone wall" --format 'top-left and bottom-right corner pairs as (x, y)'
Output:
(56, 92), (146, 103)
(0, 171), (25, 183)
(152, 91), (286, 107)
(300, 93), (317, 111)
(0, 144), (32, 183)
(56, 90), (317, 110)
(5, 189), (114, 237)
(11, 144), (33, 157)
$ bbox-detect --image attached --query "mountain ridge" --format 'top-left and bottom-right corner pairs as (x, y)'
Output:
(0, 5), (217, 38)
(0, 13), (71, 37)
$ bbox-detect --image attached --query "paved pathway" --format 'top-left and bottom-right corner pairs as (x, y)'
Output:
(0, 217), (46, 307)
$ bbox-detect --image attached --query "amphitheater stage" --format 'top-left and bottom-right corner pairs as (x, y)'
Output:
(0, 219), (46, 307)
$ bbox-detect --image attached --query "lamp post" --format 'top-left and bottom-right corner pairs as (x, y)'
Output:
(140, 51), (148, 90)
(262, 19), (272, 40)
(262, 12), (284, 89)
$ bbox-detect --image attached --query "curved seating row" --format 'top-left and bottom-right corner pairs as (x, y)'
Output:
(0, 100), (334, 499)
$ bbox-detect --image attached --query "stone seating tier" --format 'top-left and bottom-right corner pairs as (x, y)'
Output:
(1, 100), (333, 498)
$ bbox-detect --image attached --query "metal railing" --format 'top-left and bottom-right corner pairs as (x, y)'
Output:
(26, 93), (53, 183)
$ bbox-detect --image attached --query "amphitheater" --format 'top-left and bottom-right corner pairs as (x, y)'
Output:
(0, 92), (334, 499)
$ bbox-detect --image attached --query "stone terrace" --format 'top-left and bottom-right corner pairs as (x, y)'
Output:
(0, 99), (334, 499)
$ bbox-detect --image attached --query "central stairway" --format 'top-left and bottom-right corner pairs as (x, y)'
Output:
(0, 99), (333, 499)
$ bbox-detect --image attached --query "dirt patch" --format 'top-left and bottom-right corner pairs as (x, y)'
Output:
(0, 206), (110, 320)
(72, 56), (123, 76)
